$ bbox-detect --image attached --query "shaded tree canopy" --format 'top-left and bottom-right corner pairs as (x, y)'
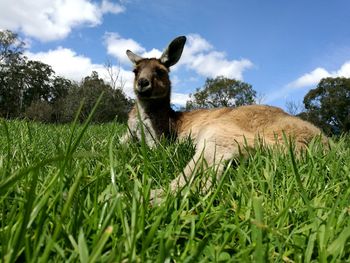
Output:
(301, 77), (350, 135)
(61, 71), (131, 123)
(185, 76), (256, 110)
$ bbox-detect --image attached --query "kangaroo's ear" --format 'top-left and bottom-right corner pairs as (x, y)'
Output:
(160, 36), (186, 68)
(126, 50), (143, 64)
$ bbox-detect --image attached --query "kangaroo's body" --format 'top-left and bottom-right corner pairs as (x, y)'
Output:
(122, 36), (325, 201)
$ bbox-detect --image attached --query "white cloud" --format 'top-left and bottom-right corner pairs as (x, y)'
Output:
(178, 34), (253, 80)
(336, 61), (350, 77)
(266, 61), (350, 103)
(25, 47), (99, 81)
(287, 68), (331, 89)
(105, 33), (253, 80)
(287, 61), (350, 89)
(0, 0), (125, 41)
(100, 0), (125, 14)
(142, 48), (162, 60)
(171, 93), (190, 106)
(25, 47), (135, 97)
(104, 32), (146, 64)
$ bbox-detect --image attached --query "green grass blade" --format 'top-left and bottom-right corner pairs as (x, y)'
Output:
(78, 229), (90, 263)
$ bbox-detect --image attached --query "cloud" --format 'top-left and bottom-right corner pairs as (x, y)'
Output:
(179, 34), (253, 80)
(25, 47), (135, 97)
(104, 32), (146, 64)
(0, 0), (125, 41)
(142, 48), (163, 60)
(333, 61), (350, 78)
(105, 33), (253, 80)
(25, 47), (101, 81)
(171, 93), (190, 106)
(287, 61), (350, 89)
(266, 61), (350, 103)
(100, 0), (125, 14)
(104, 33), (162, 65)
(287, 68), (331, 89)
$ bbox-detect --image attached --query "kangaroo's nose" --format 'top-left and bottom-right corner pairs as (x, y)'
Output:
(138, 78), (150, 89)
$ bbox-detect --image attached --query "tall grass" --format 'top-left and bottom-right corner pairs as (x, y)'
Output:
(0, 118), (349, 262)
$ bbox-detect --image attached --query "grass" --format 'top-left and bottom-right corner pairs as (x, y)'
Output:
(0, 117), (350, 262)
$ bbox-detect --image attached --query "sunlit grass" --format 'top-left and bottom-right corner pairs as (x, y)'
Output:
(0, 117), (349, 262)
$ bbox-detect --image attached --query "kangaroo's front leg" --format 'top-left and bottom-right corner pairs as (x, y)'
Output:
(150, 141), (230, 204)
(150, 148), (209, 204)
(150, 133), (243, 203)
(150, 125), (256, 204)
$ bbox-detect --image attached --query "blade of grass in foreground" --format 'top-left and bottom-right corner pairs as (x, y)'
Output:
(39, 169), (83, 262)
(252, 195), (265, 263)
(78, 229), (89, 263)
(39, 93), (104, 262)
(88, 226), (113, 263)
(9, 171), (38, 263)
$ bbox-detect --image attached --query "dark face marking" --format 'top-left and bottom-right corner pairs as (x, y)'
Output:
(133, 59), (171, 99)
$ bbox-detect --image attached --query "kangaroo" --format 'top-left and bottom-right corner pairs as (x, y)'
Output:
(122, 36), (325, 202)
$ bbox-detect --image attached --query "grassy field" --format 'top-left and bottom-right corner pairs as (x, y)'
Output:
(1, 117), (350, 262)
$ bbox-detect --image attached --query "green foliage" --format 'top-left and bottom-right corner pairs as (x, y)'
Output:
(0, 30), (23, 67)
(60, 71), (131, 123)
(0, 30), (71, 119)
(0, 30), (26, 117)
(24, 100), (53, 123)
(186, 76), (256, 110)
(301, 77), (350, 135)
(0, 30), (131, 123)
(1, 119), (350, 262)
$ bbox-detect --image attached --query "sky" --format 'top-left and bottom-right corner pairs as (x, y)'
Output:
(1, 0), (350, 109)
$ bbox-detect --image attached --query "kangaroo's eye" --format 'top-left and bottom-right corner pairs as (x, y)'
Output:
(133, 68), (138, 75)
(155, 68), (166, 77)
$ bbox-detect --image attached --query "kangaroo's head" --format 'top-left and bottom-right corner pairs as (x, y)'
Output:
(126, 36), (186, 100)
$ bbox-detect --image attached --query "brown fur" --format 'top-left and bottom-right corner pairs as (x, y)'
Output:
(176, 105), (323, 147)
(123, 36), (327, 202)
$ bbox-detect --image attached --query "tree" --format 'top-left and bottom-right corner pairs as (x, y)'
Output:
(0, 30), (26, 117)
(24, 100), (53, 123)
(60, 71), (131, 123)
(185, 76), (256, 110)
(302, 77), (350, 135)
(285, 100), (304, 116)
(22, 60), (55, 109)
(0, 30), (24, 68)
(0, 30), (72, 119)
(104, 59), (126, 90)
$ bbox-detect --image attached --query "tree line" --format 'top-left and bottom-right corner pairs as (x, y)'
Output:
(0, 30), (131, 123)
(1, 30), (349, 135)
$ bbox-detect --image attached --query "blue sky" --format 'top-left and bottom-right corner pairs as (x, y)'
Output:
(1, 0), (350, 109)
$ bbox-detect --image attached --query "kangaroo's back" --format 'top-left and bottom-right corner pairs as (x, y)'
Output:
(176, 105), (324, 148)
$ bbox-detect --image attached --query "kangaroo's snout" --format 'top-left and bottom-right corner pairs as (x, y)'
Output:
(136, 77), (151, 96)
(137, 78), (150, 90)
